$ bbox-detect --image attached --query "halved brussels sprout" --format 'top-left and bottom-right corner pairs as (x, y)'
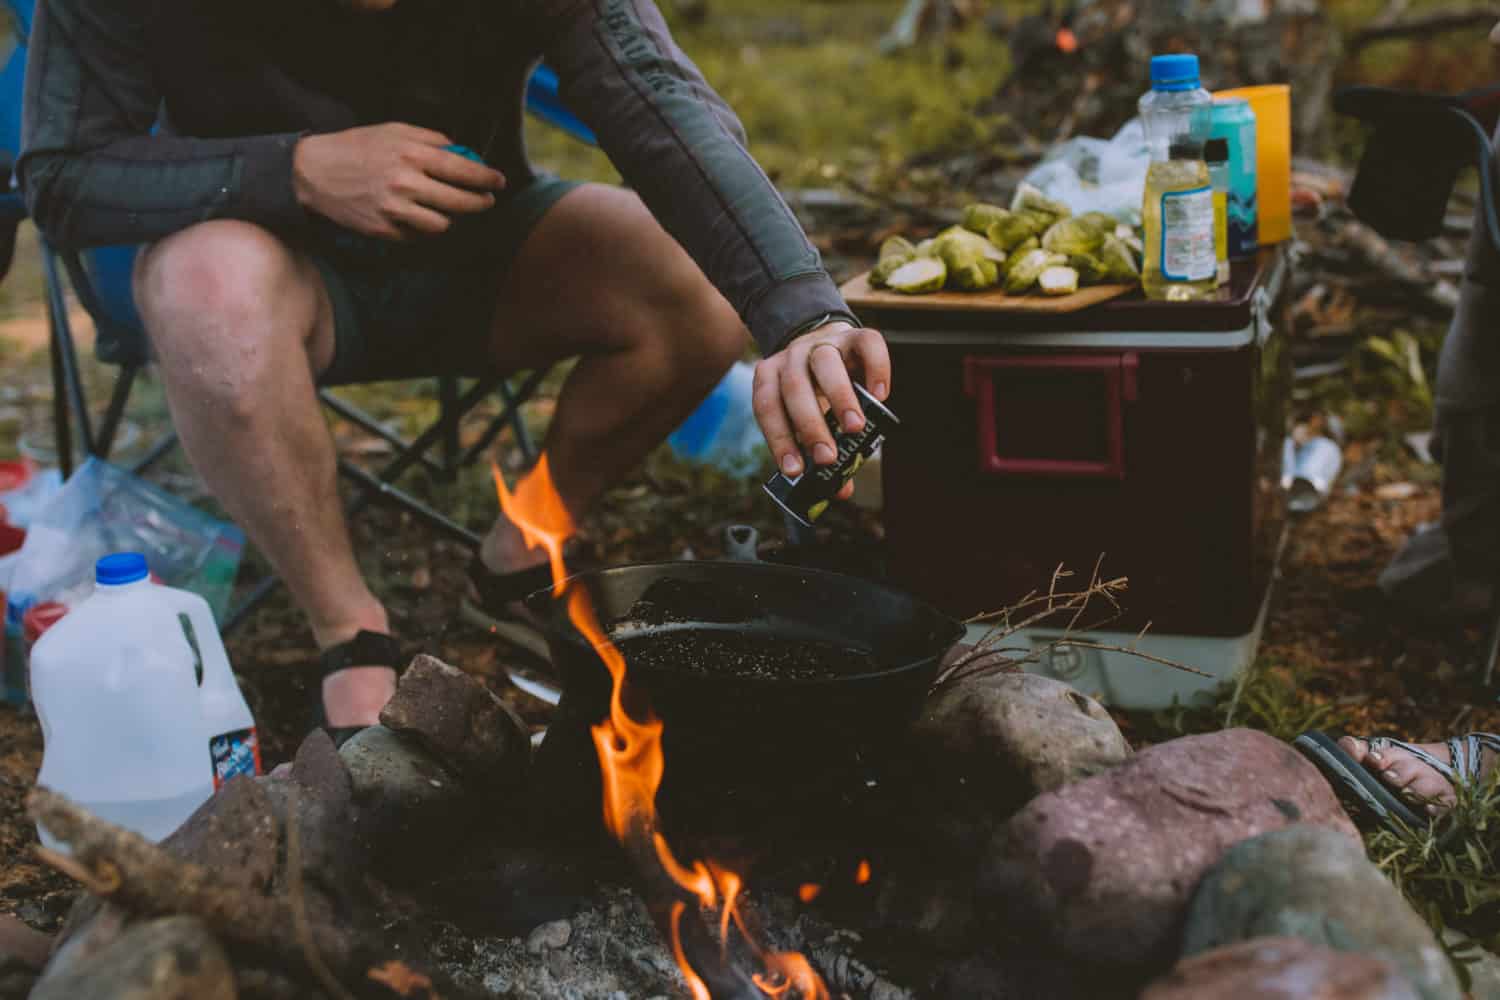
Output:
(1067, 253), (1108, 285)
(887, 257), (947, 293)
(879, 235), (917, 261)
(1100, 234), (1141, 283)
(1042, 217), (1104, 256)
(1011, 182), (1072, 219)
(1003, 248), (1052, 294)
(1039, 266), (1080, 296)
(962, 203), (1010, 235)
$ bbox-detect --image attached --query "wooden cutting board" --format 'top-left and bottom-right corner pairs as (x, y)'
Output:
(840, 271), (1135, 314)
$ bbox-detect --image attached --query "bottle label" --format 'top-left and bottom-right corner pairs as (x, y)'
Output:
(1159, 186), (1216, 282)
(209, 727), (262, 790)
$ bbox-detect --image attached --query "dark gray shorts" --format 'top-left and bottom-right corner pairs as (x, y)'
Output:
(308, 175), (581, 386)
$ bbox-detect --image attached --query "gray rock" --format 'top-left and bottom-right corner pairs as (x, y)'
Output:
(1143, 937), (1421, 1000)
(380, 654), (530, 795)
(339, 723), (466, 869)
(1183, 826), (1460, 1000)
(1444, 930), (1500, 1000)
(914, 670), (1130, 819)
(527, 919), (574, 954)
(985, 728), (1359, 972)
(160, 776), (279, 891)
(31, 916), (234, 1000)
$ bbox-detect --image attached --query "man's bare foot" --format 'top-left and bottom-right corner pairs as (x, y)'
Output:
(479, 512), (552, 577)
(1338, 735), (1497, 817)
(321, 665), (396, 728)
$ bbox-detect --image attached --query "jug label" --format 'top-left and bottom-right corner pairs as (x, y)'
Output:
(1159, 186), (1215, 282)
(210, 727), (262, 790)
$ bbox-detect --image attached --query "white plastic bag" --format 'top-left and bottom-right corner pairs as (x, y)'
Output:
(1020, 119), (1152, 226)
(4, 459), (244, 629)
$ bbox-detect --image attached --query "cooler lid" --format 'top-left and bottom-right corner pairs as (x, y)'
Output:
(859, 245), (1287, 344)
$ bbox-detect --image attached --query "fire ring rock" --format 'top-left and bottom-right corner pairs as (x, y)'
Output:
(982, 728), (1359, 973)
(380, 654), (530, 795)
(30, 916), (235, 1000)
(913, 670), (1131, 822)
(1142, 937), (1422, 1000)
(1181, 825), (1460, 1000)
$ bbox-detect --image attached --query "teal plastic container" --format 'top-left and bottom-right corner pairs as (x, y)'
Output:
(1210, 98), (1258, 258)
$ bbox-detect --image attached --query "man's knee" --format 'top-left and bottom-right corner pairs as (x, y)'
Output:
(641, 255), (746, 380)
(135, 220), (314, 356)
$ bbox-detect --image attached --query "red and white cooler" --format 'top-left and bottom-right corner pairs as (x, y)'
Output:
(862, 247), (1292, 708)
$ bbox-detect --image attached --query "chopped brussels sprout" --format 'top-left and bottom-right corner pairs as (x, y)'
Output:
(879, 235), (917, 261)
(1039, 266), (1080, 296)
(1003, 248), (1052, 294)
(1042, 217), (1104, 256)
(962, 203), (1010, 235)
(887, 257), (947, 293)
(1011, 182), (1072, 219)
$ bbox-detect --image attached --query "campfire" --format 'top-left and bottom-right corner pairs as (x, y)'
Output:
(494, 455), (831, 1000)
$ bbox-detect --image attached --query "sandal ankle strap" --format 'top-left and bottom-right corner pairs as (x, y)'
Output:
(319, 630), (402, 679)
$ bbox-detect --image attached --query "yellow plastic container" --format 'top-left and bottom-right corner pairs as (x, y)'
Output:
(1215, 84), (1291, 245)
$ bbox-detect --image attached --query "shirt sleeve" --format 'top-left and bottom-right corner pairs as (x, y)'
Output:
(18, 0), (307, 250)
(537, 0), (858, 355)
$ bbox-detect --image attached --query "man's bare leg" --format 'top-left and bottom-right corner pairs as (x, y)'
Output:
(474, 185), (748, 575)
(133, 221), (394, 726)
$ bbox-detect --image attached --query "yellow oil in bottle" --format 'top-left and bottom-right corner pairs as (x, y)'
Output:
(1141, 158), (1218, 301)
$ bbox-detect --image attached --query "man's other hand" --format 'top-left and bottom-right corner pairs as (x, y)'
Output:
(292, 124), (506, 241)
(752, 321), (891, 494)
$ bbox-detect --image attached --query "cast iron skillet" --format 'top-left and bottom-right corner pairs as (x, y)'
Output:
(524, 560), (964, 835)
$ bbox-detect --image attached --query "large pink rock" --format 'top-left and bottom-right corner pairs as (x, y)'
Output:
(984, 728), (1358, 971)
(1142, 937), (1421, 1000)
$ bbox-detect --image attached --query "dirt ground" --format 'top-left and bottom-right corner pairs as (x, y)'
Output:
(1, 410), (1489, 938)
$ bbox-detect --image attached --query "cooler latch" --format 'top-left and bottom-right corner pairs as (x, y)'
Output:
(962, 352), (1139, 479)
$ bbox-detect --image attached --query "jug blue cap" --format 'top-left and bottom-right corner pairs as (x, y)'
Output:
(96, 552), (148, 585)
(1150, 54), (1200, 92)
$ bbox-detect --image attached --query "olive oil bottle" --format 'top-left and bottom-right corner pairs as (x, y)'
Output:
(1139, 55), (1217, 301)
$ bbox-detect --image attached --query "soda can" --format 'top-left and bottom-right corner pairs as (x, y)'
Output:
(764, 384), (898, 527)
(1281, 435), (1342, 513)
(1210, 97), (1259, 257)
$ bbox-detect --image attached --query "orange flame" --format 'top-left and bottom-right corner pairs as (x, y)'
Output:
(855, 860), (871, 885)
(496, 457), (830, 999)
(797, 883), (822, 904)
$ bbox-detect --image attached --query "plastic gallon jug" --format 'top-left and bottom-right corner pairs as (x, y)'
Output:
(668, 362), (769, 475)
(29, 553), (259, 849)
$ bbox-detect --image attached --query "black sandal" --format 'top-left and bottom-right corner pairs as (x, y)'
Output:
(460, 554), (574, 663)
(316, 630), (404, 748)
(1293, 729), (1500, 834)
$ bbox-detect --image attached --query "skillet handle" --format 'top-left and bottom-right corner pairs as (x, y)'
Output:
(724, 524), (761, 562)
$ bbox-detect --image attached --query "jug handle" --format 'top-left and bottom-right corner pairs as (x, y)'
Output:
(165, 589), (235, 696)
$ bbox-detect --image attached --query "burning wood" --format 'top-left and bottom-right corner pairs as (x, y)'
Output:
(493, 455), (831, 1000)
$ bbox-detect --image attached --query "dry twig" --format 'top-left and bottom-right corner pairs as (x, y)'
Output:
(934, 559), (1208, 689)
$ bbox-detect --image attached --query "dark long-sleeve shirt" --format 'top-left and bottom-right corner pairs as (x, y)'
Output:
(18, 0), (855, 354)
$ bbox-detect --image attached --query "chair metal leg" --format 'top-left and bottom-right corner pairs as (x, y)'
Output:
(458, 369), (549, 469)
(47, 302), (74, 478)
(319, 389), (445, 477)
(95, 364), (138, 459)
(337, 460), (481, 548)
(42, 246), (97, 461)
(438, 375), (461, 481)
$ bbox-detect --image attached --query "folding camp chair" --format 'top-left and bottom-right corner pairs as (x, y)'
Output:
(0, 0), (599, 632)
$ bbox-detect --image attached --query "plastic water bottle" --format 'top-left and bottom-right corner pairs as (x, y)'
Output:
(1139, 53), (1217, 301)
(668, 362), (769, 475)
(29, 553), (259, 849)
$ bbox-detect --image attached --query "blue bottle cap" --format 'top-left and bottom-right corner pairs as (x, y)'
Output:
(444, 144), (484, 163)
(1150, 54), (1200, 92)
(96, 552), (149, 585)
